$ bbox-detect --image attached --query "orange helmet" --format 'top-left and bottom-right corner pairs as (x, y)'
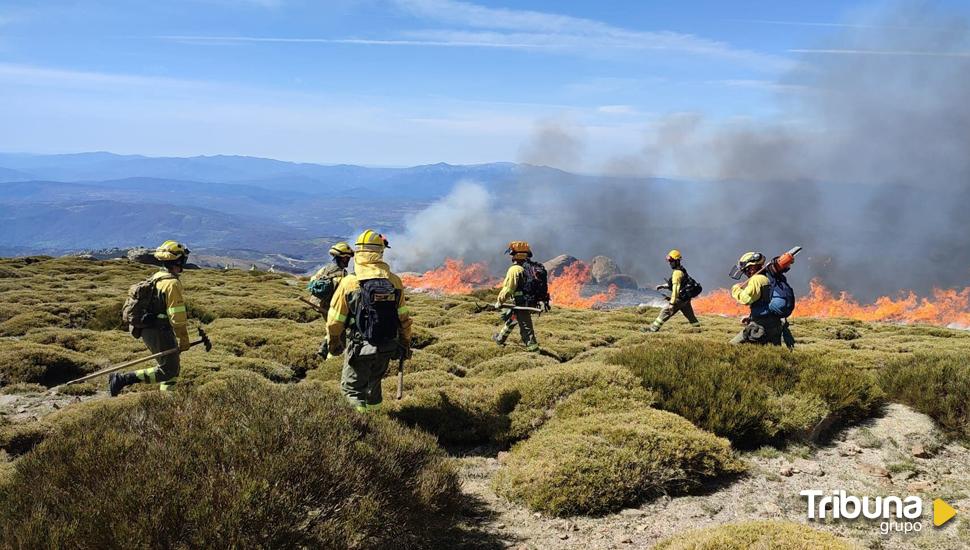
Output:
(505, 241), (532, 260)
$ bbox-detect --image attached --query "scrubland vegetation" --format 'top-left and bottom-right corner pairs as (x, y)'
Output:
(1, 256), (969, 546)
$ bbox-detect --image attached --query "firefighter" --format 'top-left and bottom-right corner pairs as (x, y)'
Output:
(492, 241), (549, 352)
(109, 240), (191, 395)
(645, 249), (701, 332)
(309, 242), (354, 356)
(729, 251), (795, 347)
(326, 230), (412, 412)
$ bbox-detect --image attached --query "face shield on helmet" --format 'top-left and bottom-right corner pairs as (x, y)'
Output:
(730, 251), (765, 280)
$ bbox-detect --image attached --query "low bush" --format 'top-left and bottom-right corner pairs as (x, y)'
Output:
(881, 353), (970, 441)
(609, 339), (884, 447)
(654, 520), (854, 549)
(0, 373), (462, 548)
(0, 342), (99, 387)
(492, 407), (743, 516)
(466, 352), (560, 378)
(0, 311), (68, 336)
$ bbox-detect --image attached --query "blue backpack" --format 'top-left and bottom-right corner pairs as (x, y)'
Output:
(765, 270), (796, 318)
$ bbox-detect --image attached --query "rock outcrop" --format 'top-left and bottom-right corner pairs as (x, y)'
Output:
(590, 256), (620, 284)
(601, 274), (639, 290)
(543, 255), (579, 277)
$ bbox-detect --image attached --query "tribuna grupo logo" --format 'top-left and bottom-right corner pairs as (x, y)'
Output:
(801, 490), (957, 535)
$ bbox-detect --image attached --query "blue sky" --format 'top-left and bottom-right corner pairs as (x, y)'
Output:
(1, 0), (967, 168)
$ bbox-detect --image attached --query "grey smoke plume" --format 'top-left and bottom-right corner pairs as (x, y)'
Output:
(389, 4), (970, 299)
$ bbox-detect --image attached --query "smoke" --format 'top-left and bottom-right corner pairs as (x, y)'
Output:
(388, 4), (970, 299)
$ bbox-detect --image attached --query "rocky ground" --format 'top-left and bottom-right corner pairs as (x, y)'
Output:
(455, 404), (970, 549)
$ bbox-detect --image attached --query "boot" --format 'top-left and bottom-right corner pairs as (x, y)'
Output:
(492, 333), (506, 347)
(108, 372), (137, 397)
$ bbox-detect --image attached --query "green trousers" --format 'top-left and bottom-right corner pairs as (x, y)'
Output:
(496, 309), (538, 351)
(649, 301), (700, 330)
(340, 345), (394, 412)
(133, 326), (180, 390)
(730, 316), (784, 346)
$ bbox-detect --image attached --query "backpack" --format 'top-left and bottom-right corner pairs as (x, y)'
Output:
(121, 274), (171, 333)
(521, 260), (549, 304)
(675, 268), (703, 301)
(765, 270), (796, 318)
(354, 278), (401, 345)
(307, 277), (337, 306)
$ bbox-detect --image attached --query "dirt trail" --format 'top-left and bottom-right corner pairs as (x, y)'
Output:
(457, 404), (970, 549)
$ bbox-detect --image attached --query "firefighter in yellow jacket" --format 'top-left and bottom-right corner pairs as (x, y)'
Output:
(326, 230), (412, 412)
(109, 241), (191, 395)
(309, 242), (353, 356)
(492, 241), (549, 352)
(645, 249), (701, 332)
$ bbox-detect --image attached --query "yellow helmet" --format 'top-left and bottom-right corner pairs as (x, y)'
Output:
(738, 251), (765, 269)
(153, 240), (190, 262)
(505, 241), (532, 260)
(329, 242), (354, 258)
(666, 249), (682, 261)
(355, 229), (389, 252)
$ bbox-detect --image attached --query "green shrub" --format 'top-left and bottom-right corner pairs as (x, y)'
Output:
(466, 352), (560, 378)
(609, 339), (884, 447)
(0, 342), (99, 387)
(0, 310), (68, 336)
(654, 520), (855, 549)
(881, 353), (970, 441)
(0, 374), (462, 548)
(493, 407), (743, 516)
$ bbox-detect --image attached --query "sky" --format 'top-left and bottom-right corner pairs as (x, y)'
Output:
(1, 0), (968, 169)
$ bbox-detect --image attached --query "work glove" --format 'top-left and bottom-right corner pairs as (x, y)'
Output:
(740, 316), (751, 325)
(493, 300), (503, 309)
(178, 338), (191, 352)
(399, 343), (413, 360)
(542, 301), (551, 312)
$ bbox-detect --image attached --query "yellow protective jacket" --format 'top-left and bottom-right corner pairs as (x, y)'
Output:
(326, 251), (412, 351)
(497, 263), (525, 303)
(668, 269), (684, 305)
(151, 271), (189, 347)
(731, 274), (770, 306)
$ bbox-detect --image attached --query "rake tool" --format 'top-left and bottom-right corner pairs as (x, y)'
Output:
(49, 328), (212, 393)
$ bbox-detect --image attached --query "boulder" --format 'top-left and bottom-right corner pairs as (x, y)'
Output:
(126, 247), (163, 266)
(590, 255), (620, 284)
(602, 274), (639, 290)
(543, 255), (579, 277)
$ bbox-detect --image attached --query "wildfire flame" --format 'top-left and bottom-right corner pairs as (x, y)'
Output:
(401, 258), (616, 309)
(693, 278), (970, 328)
(548, 261), (617, 309)
(400, 259), (498, 294)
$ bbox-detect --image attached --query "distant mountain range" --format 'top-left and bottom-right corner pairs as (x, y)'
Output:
(0, 152), (573, 266)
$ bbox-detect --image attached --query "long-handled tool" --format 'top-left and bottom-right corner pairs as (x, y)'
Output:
(298, 296), (328, 316)
(396, 344), (409, 400)
(495, 304), (543, 313)
(50, 328), (212, 392)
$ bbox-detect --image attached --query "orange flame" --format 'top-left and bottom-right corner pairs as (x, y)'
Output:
(548, 261), (617, 309)
(402, 258), (616, 309)
(693, 278), (970, 327)
(401, 259), (498, 295)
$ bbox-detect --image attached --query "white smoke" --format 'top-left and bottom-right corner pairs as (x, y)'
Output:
(385, 4), (970, 298)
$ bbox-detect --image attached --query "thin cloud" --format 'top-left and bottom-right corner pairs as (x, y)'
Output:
(0, 62), (209, 90)
(732, 18), (936, 31)
(159, 34), (550, 49)
(790, 48), (970, 58)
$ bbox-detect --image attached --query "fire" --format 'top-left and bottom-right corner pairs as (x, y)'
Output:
(400, 259), (497, 295)
(548, 261), (617, 309)
(693, 278), (970, 328)
(402, 258), (615, 309)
